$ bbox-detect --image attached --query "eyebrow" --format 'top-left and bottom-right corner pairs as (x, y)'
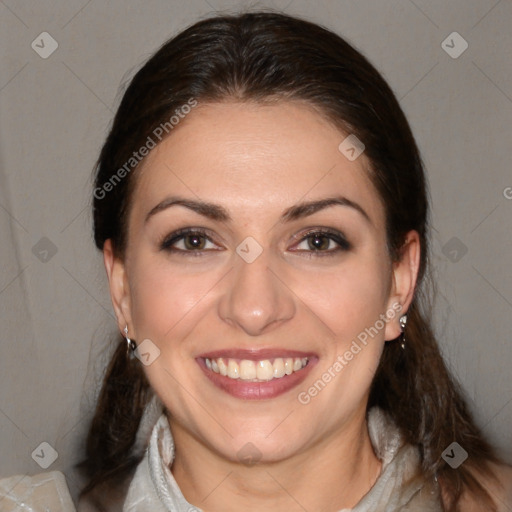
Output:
(145, 195), (372, 225)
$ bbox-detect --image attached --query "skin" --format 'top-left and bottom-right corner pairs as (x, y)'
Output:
(103, 100), (421, 511)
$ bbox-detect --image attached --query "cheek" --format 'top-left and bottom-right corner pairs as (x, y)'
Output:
(126, 258), (215, 406)
(290, 257), (391, 343)
(295, 266), (389, 416)
(128, 255), (210, 340)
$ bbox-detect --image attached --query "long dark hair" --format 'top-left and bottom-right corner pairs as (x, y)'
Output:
(78, 11), (502, 509)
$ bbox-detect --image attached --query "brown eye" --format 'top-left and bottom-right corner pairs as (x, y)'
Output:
(160, 228), (220, 254)
(307, 233), (331, 251)
(183, 233), (207, 250)
(291, 228), (351, 256)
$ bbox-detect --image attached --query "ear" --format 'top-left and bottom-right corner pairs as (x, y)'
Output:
(103, 239), (133, 334)
(384, 230), (421, 341)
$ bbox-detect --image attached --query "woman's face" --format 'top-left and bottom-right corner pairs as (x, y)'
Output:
(106, 100), (418, 463)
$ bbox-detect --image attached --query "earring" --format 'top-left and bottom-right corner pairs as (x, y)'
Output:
(399, 314), (407, 349)
(124, 325), (136, 356)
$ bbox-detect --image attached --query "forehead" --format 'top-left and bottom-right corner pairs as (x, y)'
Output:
(131, 100), (384, 226)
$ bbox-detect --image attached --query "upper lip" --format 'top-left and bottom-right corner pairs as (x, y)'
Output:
(197, 348), (317, 361)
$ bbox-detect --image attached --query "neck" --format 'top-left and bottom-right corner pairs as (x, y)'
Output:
(169, 408), (382, 512)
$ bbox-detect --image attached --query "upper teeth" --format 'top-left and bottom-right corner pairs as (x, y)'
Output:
(205, 357), (309, 381)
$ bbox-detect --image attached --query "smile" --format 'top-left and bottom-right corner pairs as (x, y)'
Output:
(205, 356), (309, 381)
(196, 350), (318, 400)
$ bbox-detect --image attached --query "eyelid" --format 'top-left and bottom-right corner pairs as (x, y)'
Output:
(288, 227), (352, 253)
(159, 227), (222, 252)
(159, 226), (351, 255)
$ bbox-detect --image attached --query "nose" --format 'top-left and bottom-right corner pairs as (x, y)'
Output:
(217, 248), (296, 336)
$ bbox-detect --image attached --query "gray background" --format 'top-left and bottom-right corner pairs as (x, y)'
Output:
(1, 0), (511, 504)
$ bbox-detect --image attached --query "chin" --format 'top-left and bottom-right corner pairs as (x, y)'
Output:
(217, 426), (305, 465)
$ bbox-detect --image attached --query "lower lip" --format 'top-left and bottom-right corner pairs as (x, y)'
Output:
(196, 357), (318, 400)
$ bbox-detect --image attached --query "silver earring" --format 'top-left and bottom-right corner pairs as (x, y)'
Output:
(399, 314), (407, 349)
(124, 325), (136, 356)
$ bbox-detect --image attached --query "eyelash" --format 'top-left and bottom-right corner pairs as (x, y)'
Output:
(290, 228), (352, 256)
(159, 227), (352, 257)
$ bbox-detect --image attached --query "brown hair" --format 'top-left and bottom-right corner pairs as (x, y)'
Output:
(78, 11), (503, 509)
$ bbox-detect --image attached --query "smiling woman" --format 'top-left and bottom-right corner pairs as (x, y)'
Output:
(68, 10), (512, 512)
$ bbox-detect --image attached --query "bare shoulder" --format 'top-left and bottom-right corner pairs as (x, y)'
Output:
(457, 462), (512, 512)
